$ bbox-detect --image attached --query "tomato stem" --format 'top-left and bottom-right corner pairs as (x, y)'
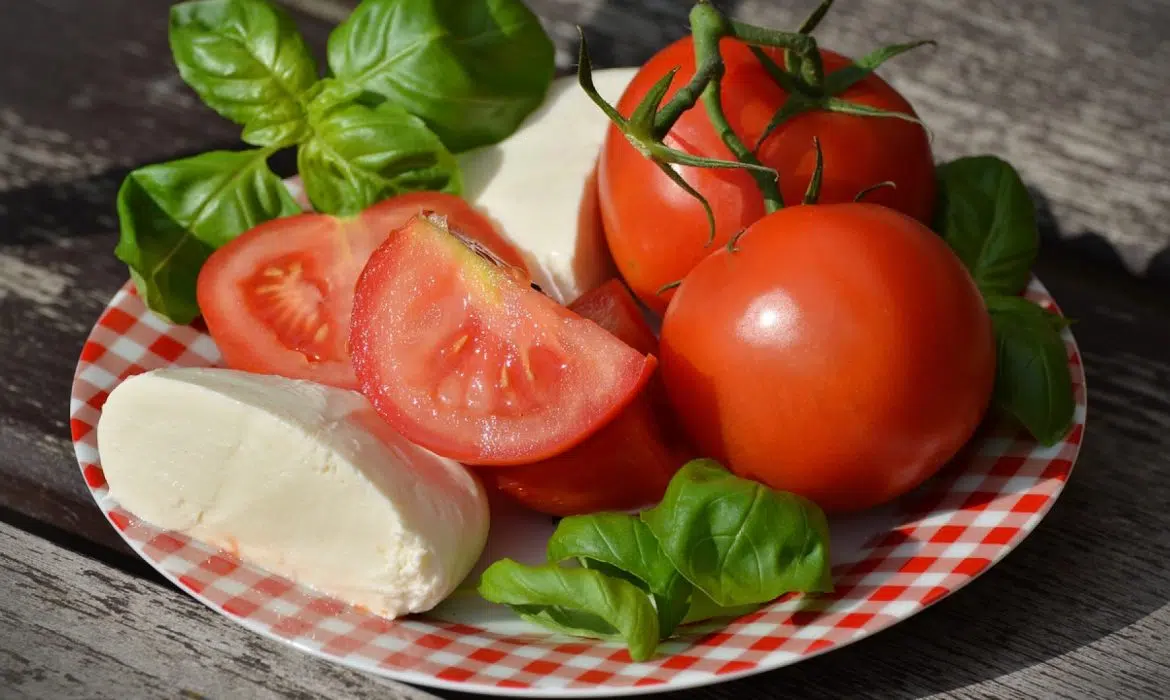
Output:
(853, 180), (897, 203)
(690, 2), (787, 213)
(802, 137), (824, 205)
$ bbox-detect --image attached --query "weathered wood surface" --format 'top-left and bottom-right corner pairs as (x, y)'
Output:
(1, 0), (1169, 698)
(0, 520), (443, 700)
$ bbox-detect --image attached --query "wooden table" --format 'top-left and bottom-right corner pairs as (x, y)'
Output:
(3, 0), (1168, 697)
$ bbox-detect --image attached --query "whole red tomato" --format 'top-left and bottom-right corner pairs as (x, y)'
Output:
(659, 204), (995, 513)
(599, 37), (935, 312)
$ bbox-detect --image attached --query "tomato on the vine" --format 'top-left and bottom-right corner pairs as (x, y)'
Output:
(198, 193), (522, 390)
(598, 38), (935, 312)
(659, 203), (994, 513)
(481, 280), (691, 516)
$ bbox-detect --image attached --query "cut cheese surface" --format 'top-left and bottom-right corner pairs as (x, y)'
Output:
(97, 367), (489, 618)
(458, 68), (638, 304)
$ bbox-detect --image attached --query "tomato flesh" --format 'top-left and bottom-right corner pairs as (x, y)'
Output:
(351, 218), (656, 465)
(481, 280), (691, 515)
(197, 193), (520, 390)
(659, 204), (995, 513)
(599, 38), (935, 312)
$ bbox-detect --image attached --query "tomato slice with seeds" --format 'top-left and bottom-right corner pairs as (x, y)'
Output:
(350, 216), (657, 466)
(480, 279), (692, 516)
(197, 193), (520, 390)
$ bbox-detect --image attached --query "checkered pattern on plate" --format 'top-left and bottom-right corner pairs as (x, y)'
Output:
(70, 279), (1086, 697)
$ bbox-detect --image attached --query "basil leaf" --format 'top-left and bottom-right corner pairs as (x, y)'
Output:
(327, 0), (555, 152)
(170, 0), (318, 147)
(298, 83), (461, 216)
(641, 459), (832, 607)
(547, 514), (692, 638)
(682, 588), (761, 625)
(114, 149), (300, 324)
(935, 156), (1039, 296)
(478, 559), (660, 661)
(986, 295), (1076, 445)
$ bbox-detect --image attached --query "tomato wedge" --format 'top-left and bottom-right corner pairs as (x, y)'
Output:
(481, 280), (692, 516)
(197, 193), (520, 390)
(350, 217), (656, 465)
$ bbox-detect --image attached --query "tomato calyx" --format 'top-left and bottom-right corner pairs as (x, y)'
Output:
(578, 0), (935, 244)
(577, 27), (781, 246)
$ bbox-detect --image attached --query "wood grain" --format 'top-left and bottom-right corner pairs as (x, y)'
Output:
(0, 0), (1168, 698)
(0, 520), (442, 700)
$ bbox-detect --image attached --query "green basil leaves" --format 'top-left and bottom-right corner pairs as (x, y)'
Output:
(935, 156), (1038, 297)
(479, 560), (661, 662)
(479, 461), (832, 661)
(642, 459), (833, 606)
(327, 0), (556, 153)
(298, 82), (461, 216)
(169, 0), (318, 148)
(114, 150), (300, 324)
(547, 513), (692, 639)
(986, 296), (1076, 445)
(934, 155), (1076, 444)
(117, 0), (553, 321)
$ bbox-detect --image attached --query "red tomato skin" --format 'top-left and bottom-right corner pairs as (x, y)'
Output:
(350, 218), (657, 466)
(197, 194), (521, 390)
(659, 204), (994, 513)
(481, 280), (692, 516)
(599, 38), (935, 313)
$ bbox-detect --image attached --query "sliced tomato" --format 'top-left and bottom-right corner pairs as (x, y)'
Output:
(350, 217), (656, 465)
(480, 279), (692, 516)
(197, 193), (519, 390)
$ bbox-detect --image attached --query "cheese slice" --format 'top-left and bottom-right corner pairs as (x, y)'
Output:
(459, 68), (638, 304)
(97, 367), (489, 618)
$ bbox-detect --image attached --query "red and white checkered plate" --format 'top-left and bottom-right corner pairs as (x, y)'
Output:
(70, 277), (1086, 697)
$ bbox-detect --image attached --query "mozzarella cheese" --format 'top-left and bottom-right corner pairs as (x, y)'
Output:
(97, 368), (489, 618)
(459, 68), (638, 304)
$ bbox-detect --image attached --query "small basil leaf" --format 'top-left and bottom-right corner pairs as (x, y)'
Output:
(114, 149), (300, 324)
(327, 0), (555, 152)
(478, 559), (660, 661)
(935, 156), (1038, 296)
(641, 459), (832, 607)
(986, 295), (1076, 445)
(547, 514), (692, 638)
(298, 84), (461, 216)
(169, 0), (318, 147)
(682, 588), (762, 625)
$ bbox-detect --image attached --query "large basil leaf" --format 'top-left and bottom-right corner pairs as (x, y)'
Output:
(114, 149), (300, 324)
(641, 460), (832, 607)
(170, 0), (318, 147)
(298, 82), (461, 216)
(478, 559), (660, 661)
(327, 0), (555, 152)
(935, 156), (1038, 296)
(986, 295), (1076, 445)
(547, 514), (692, 639)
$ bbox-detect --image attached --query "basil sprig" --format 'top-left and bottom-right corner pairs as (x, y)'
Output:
(297, 81), (461, 216)
(934, 156), (1076, 444)
(478, 461), (832, 661)
(169, 0), (318, 148)
(116, 0), (553, 322)
(328, 0), (555, 153)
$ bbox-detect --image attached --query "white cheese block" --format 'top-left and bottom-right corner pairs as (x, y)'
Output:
(459, 68), (638, 304)
(97, 368), (489, 619)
